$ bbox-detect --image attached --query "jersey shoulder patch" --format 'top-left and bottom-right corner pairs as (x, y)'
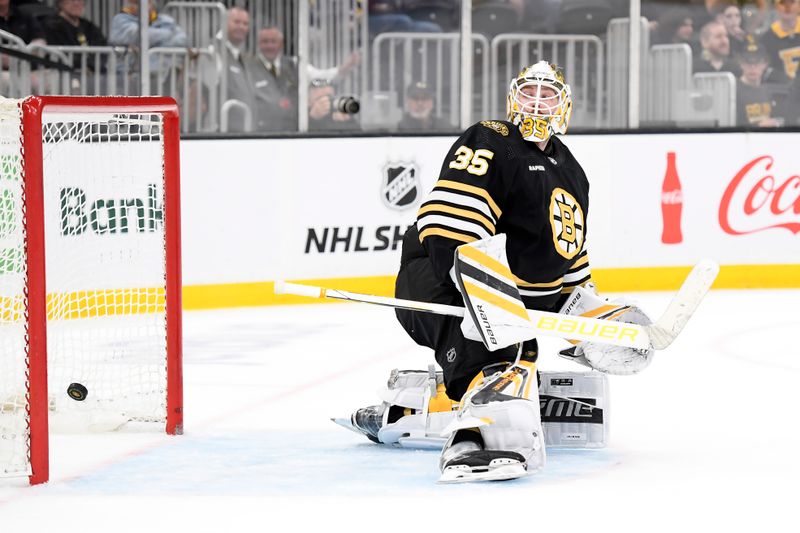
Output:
(479, 120), (509, 137)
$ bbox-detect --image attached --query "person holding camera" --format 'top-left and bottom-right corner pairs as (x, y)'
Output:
(308, 79), (361, 132)
(253, 25), (360, 132)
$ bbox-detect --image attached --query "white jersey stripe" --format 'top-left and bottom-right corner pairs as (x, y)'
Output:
(425, 190), (497, 223)
(418, 214), (493, 240)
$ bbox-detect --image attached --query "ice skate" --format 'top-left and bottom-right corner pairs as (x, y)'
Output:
(439, 449), (527, 483)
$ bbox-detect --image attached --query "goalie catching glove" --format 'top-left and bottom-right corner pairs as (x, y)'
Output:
(558, 286), (655, 375)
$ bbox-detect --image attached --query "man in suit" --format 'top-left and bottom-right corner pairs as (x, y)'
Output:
(252, 25), (360, 132)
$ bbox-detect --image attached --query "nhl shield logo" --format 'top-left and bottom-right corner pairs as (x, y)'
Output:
(381, 162), (420, 210)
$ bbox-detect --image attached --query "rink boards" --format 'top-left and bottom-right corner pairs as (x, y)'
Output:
(177, 132), (800, 308)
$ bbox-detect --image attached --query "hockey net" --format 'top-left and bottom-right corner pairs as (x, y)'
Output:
(0, 96), (182, 485)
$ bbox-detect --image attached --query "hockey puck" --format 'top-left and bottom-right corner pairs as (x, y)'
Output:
(67, 382), (88, 401)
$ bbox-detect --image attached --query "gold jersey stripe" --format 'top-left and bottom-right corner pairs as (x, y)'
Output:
(418, 203), (496, 234)
(418, 227), (478, 244)
(459, 244), (514, 281)
(514, 275), (564, 289)
(435, 180), (502, 219)
(569, 254), (589, 270)
(462, 280), (529, 322)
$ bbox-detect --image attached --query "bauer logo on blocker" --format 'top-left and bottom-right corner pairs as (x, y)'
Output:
(381, 162), (420, 211)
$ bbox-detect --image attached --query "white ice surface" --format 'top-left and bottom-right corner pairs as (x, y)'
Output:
(1, 289), (798, 532)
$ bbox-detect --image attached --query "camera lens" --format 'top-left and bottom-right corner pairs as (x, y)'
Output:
(332, 96), (360, 114)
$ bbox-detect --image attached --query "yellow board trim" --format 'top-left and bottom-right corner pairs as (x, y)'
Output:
(20, 262), (792, 317)
(0, 288), (166, 321)
(592, 264), (800, 292)
(180, 264), (800, 311)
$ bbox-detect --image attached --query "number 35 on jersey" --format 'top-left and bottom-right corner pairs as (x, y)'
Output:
(449, 145), (495, 176)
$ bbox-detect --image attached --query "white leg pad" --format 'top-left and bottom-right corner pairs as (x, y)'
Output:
(439, 363), (546, 480)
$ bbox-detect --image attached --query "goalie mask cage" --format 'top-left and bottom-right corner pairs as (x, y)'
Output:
(0, 96), (183, 486)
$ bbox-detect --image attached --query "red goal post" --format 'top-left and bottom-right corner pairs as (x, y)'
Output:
(0, 96), (183, 485)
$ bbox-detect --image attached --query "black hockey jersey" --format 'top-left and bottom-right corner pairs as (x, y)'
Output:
(417, 119), (592, 312)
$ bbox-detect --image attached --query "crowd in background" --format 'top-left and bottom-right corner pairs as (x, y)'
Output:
(0, 0), (798, 132)
(646, 0), (799, 126)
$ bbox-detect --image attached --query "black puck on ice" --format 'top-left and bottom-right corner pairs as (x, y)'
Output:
(67, 382), (88, 401)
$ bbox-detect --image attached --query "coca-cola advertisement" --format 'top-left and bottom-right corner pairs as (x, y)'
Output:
(719, 155), (800, 236)
(650, 135), (800, 264)
(566, 133), (800, 270)
(661, 151), (683, 244)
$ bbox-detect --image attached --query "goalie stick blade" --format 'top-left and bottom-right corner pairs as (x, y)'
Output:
(454, 235), (533, 351)
(647, 259), (720, 350)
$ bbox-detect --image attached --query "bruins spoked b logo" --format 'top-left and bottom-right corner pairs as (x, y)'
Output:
(381, 162), (420, 211)
(549, 187), (584, 259)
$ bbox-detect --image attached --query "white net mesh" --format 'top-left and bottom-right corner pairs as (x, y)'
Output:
(43, 113), (168, 430)
(0, 98), (171, 478)
(0, 98), (30, 477)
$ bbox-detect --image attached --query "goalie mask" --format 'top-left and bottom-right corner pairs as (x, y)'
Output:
(506, 61), (572, 144)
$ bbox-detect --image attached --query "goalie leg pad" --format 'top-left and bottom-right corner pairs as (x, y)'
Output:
(438, 361), (546, 482)
(333, 367), (458, 448)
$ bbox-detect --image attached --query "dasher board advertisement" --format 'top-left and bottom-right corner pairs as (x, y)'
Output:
(178, 132), (799, 306)
(569, 132), (800, 268)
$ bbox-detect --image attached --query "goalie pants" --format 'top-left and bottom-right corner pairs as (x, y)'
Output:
(395, 225), (524, 401)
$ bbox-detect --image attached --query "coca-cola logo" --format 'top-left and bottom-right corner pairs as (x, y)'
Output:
(662, 190), (683, 204)
(719, 155), (800, 235)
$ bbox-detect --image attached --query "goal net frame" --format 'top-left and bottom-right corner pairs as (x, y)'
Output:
(9, 96), (183, 485)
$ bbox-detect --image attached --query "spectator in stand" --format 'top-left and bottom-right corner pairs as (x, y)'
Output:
(0, 0), (45, 44)
(693, 20), (741, 76)
(308, 79), (360, 132)
(651, 7), (698, 53)
(210, 6), (258, 132)
(397, 80), (453, 131)
(368, 0), (441, 40)
(42, 0), (106, 47)
(252, 25), (360, 131)
(108, 0), (187, 77)
(741, 0), (770, 35)
(735, 37), (783, 126)
(712, 1), (747, 57)
(761, 0), (800, 83)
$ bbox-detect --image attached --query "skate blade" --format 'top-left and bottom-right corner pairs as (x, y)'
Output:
(437, 463), (527, 484)
(331, 417), (365, 435)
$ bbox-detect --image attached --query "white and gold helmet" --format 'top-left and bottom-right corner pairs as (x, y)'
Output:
(506, 61), (572, 143)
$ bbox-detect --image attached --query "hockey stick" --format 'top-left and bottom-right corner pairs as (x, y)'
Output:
(642, 258), (719, 349)
(453, 236), (719, 351)
(274, 280), (650, 349)
(275, 258), (717, 351)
